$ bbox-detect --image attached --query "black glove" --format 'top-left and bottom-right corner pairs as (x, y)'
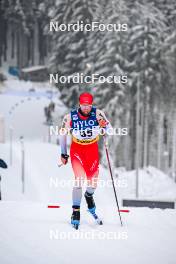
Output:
(0, 159), (8, 169)
(61, 154), (69, 164)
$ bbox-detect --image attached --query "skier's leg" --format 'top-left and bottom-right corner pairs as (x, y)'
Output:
(85, 186), (96, 209)
(71, 158), (85, 187)
(70, 150), (85, 228)
(85, 169), (99, 213)
(87, 169), (99, 188)
(72, 186), (82, 207)
(71, 180), (82, 228)
(83, 142), (99, 214)
(84, 172), (103, 224)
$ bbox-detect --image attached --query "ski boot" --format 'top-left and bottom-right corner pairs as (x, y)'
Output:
(71, 205), (80, 230)
(84, 191), (103, 225)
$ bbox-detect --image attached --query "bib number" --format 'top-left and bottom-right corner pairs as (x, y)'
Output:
(80, 128), (93, 138)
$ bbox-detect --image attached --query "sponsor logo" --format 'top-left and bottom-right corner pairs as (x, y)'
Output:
(72, 114), (78, 120)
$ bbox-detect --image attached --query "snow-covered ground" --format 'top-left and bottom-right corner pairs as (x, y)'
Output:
(0, 79), (176, 264)
(0, 79), (66, 141)
(0, 140), (176, 264)
(116, 166), (176, 200)
(0, 200), (175, 264)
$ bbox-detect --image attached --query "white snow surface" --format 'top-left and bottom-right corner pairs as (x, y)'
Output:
(0, 142), (175, 264)
(0, 79), (66, 141)
(0, 141), (176, 264)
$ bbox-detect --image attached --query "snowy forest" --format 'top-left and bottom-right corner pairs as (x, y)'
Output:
(0, 0), (176, 176)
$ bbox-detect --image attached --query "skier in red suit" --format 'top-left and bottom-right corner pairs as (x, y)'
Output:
(59, 92), (111, 229)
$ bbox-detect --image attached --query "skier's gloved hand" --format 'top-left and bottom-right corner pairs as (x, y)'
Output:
(98, 119), (108, 128)
(61, 154), (69, 165)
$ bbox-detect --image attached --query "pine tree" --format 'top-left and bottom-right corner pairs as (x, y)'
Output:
(49, 0), (101, 107)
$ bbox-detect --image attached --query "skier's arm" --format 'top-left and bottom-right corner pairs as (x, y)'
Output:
(59, 113), (71, 164)
(96, 109), (112, 133)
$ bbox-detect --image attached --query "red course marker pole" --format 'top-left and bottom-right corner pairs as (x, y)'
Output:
(48, 205), (60, 208)
(118, 209), (130, 213)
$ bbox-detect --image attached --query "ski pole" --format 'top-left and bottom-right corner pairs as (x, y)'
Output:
(103, 135), (123, 226)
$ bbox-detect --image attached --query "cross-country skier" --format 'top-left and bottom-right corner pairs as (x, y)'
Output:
(59, 92), (112, 229)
